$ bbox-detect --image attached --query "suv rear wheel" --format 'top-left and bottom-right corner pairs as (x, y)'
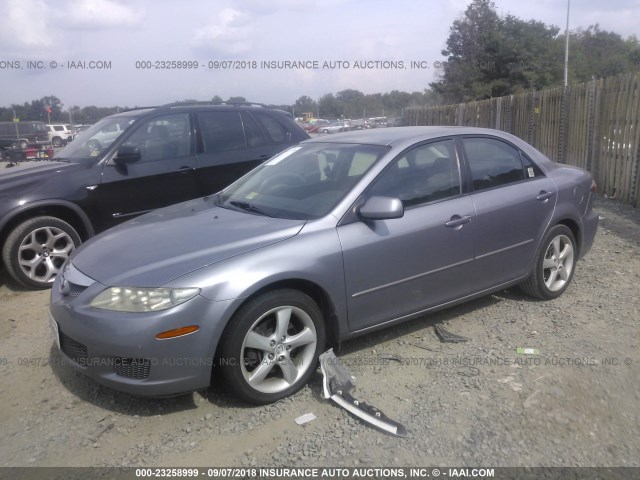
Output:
(2, 216), (81, 289)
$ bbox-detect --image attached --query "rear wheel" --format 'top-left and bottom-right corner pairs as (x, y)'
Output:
(52, 137), (63, 147)
(520, 225), (577, 300)
(2, 216), (81, 289)
(219, 289), (325, 404)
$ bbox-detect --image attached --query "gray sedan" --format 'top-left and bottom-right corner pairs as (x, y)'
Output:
(49, 127), (598, 403)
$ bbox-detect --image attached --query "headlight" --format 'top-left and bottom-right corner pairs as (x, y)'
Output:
(90, 287), (200, 312)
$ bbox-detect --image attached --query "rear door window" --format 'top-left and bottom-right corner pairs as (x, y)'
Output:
(197, 111), (246, 153)
(462, 137), (526, 191)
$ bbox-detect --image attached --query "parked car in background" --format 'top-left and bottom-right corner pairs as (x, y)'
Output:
(48, 127), (597, 403)
(0, 121), (49, 150)
(389, 117), (406, 127)
(319, 121), (349, 134)
(305, 120), (329, 133)
(0, 102), (308, 289)
(46, 124), (76, 147)
(369, 117), (388, 128)
(350, 118), (370, 130)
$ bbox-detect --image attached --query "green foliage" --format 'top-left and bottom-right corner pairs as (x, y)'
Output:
(568, 25), (640, 82)
(316, 89), (440, 119)
(432, 0), (640, 103)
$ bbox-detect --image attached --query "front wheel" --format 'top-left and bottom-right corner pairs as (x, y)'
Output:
(218, 289), (325, 404)
(2, 216), (81, 289)
(520, 225), (577, 300)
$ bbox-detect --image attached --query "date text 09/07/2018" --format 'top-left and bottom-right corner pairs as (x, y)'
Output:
(132, 60), (439, 70)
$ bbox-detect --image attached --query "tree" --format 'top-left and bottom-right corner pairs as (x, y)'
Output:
(335, 89), (365, 118)
(318, 93), (339, 118)
(431, 0), (502, 102)
(293, 96), (317, 117)
(568, 25), (640, 82)
(431, 0), (640, 103)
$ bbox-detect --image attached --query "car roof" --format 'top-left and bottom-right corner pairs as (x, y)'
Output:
(303, 126), (518, 147)
(111, 104), (292, 119)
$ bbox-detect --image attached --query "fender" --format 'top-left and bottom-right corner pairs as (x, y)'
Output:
(0, 199), (95, 239)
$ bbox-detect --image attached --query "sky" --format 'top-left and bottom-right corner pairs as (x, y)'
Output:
(0, 0), (638, 110)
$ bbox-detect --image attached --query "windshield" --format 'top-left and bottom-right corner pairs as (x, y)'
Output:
(219, 143), (389, 219)
(54, 115), (139, 161)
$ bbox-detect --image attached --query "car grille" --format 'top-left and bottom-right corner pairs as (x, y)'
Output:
(59, 330), (88, 365)
(67, 281), (88, 297)
(114, 358), (151, 380)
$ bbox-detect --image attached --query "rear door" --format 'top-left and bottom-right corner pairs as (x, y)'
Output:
(194, 110), (283, 195)
(95, 112), (198, 229)
(338, 139), (477, 332)
(460, 136), (556, 288)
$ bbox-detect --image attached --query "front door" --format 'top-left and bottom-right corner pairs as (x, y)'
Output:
(95, 113), (198, 230)
(337, 139), (477, 332)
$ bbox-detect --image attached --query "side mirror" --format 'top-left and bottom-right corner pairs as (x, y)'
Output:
(358, 196), (404, 220)
(114, 145), (141, 164)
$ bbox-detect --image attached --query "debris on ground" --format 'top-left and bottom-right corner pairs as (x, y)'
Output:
(294, 413), (317, 426)
(319, 349), (408, 437)
(434, 324), (470, 343)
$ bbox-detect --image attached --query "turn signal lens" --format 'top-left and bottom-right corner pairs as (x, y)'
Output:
(155, 325), (200, 340)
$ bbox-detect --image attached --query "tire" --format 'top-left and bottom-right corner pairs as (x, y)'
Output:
(322, 129), (329, 134)
(520, 225), (577, 300)
(2, 216), (81, 289)
(219, 289), (325, 404)
(52, 137), (62, 147)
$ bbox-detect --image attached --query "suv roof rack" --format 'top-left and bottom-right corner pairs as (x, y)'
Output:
(121, 102), (293, 118)
(120, 106), (161, 113)
(159, 101), (268, 109)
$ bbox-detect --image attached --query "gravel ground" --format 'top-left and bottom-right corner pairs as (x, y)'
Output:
(0, 195), (638, 468)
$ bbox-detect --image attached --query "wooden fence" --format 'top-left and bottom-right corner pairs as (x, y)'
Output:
(407, 72), (640, 208)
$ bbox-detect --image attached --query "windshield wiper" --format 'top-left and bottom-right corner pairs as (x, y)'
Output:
(228, 201), (273, 217)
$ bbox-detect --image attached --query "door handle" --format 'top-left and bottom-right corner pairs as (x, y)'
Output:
(176, 166), (193, 173)
(536, 191), (554, 201)
(445, 215), (472, 228)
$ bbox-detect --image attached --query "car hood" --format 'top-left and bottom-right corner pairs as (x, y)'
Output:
(71, 197), (306, 287)
(0, 161), (74, 188)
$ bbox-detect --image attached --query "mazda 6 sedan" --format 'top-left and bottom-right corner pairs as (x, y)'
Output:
(49, 127), (598, 403)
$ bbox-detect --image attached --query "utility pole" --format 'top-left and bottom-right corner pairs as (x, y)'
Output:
(563, 0), (571, 87)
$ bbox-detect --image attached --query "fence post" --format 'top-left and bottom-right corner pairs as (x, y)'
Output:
(586, 78), (596, 172)
(558, 86), (569, 163)
(528, 91), (536, 145)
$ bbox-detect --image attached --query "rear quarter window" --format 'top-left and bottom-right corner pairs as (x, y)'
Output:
(252, 113), (289, 144)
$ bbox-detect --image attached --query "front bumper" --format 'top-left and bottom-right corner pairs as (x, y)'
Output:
(49, 273), (235, 397)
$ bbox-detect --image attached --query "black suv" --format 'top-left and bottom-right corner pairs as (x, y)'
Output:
(0, 103), (308, 288)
